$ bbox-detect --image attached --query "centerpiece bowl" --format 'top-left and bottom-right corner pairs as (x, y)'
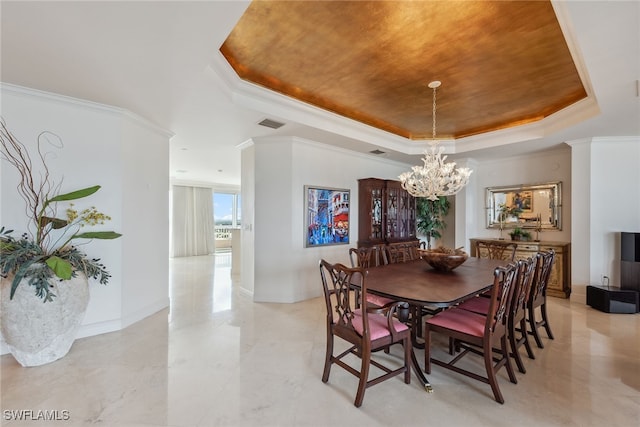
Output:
(418, 247), (468, 272)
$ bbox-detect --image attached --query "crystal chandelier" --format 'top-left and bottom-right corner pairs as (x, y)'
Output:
(399, 81), (472, 201)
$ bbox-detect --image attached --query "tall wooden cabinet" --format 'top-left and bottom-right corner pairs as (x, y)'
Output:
(358, 178), (417, 247)
(470, 238), (571, 298)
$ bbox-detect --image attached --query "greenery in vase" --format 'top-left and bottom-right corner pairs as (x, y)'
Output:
(509, 227), (532, 241)
(0, 120), (122, 302)
(416, 196), (450, 250)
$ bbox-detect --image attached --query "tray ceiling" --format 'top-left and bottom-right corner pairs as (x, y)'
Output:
(221, 0), (587, 141)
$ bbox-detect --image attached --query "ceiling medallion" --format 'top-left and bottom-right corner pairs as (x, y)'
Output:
(399, 81), (472, 201)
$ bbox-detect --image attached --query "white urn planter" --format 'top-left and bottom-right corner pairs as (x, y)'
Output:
(0, 273), (89, 367)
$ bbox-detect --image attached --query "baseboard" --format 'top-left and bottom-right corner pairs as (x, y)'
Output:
(120, 297), (170, 329)
(237, 285), (254, 299)
(1, 297), (170, 356)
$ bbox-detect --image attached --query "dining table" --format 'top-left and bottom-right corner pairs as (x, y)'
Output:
(363, 256), (508, 392)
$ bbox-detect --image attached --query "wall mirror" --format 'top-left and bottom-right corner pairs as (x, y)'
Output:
(486, 181), (562, 230)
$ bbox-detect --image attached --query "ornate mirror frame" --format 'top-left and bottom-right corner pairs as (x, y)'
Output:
(485, 181), (562, 230)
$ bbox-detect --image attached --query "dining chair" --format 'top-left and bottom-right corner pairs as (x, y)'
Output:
(349, 246), (384, 269)
(319, 260), (411, 407)
(384, 242), (410, 264)
(508, 256), (537, 372)
(349, 246), (393, 309)
(475, 240), (517, 262)
(406, 240), (423, 260)
(424, 263), (519, 404)
(527, 250), (556, 348)
(457, 257), (537, 374)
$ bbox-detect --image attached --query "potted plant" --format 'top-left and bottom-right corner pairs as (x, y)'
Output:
(416, 196), (450, 250)
(0, 120), (121, 366)
(509, 227), (532, 242)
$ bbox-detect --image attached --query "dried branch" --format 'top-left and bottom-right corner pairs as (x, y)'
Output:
(0, 118), (63, 246)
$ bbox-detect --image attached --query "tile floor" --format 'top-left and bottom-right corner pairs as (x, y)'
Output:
(1, 253), (639, 426)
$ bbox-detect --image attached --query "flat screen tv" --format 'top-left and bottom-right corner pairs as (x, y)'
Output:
(621, 232), (640, 291)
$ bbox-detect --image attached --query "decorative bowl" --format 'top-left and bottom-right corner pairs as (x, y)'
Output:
(418, 248), (468, 272)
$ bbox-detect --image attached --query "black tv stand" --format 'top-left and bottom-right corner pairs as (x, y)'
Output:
(587, 285), (639, 314)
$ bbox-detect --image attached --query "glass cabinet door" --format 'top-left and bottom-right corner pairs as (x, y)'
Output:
(369, 187), (383, 241)
(398, 190), (416, 240)
(385, 186), (399, 240)
(358, 178), (416, 247)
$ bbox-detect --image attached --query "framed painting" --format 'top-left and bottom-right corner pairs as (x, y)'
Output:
(304, 185), (350, 247)
(515, 190), (533, 213)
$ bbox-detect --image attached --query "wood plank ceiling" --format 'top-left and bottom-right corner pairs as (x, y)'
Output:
(220, 1), (586, 141)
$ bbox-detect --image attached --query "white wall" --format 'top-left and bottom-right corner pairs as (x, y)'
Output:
(120, 118), (171, 327)
(568, 139), (591, 291)
(240, 143), (255, 296)
(0, 84), (171, 345)
(243, 136), (411, 303)
(569, 137), (640, 299)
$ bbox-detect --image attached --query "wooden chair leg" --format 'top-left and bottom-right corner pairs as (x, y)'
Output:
(484, 341), (505, 404)
(528, 307), (545, 349)
(354, 352), (370, 407)
(519, 318), (535, 359)
(501, 335), (518, 385)
(541, 302), (555, 340)
(509, 323), (526, 374)
(448, 337), (456, 355)
(322, 334), (333, 382)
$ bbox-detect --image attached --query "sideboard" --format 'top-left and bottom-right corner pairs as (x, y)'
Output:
(469, 238), (571, 298)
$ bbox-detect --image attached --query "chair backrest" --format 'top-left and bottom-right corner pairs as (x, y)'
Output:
(485, 263), (519, 336)
(319, 260), (369, 339)
(385, 242), (421, 264)
(529, 250), (555, 305)
(476, 240), (517, 262)
(349, 246), (383, 268)
(384, 244), (404, 264)
(406, 241), (422, 260)
(511, 257), (537, 319)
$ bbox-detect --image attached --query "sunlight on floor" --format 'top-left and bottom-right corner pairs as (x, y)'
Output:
(168, 250), (234, 322)
(212, 251), (232, 313)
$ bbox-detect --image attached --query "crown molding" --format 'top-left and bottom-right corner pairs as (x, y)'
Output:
(1, 82), (174, 139)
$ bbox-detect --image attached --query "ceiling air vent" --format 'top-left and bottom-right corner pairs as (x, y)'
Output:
(369, 149), (386, 155)
(258, 118), (285, 129)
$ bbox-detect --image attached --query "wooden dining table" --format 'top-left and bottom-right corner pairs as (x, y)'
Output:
(363, 257), (508, 392)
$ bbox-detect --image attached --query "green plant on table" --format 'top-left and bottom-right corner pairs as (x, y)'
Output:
(509, 227), (531, 241)
(0, 119), (122, 302)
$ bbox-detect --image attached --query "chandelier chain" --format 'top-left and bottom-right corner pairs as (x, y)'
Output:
(432, 84), (437, 140)
(398, 81), (472, 200)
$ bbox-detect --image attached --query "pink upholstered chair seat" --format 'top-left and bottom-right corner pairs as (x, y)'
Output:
(457, 296), (490, 315)
(366, 294), (395, 308)
(425, 308), (486, 338)
(352, 309), (409, 340)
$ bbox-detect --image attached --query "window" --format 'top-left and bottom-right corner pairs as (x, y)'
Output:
(214, 192), (241, 240)
(236, 195), (241, 227)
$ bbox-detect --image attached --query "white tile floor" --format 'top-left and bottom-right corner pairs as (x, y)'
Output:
(1, 253), (639, 426)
